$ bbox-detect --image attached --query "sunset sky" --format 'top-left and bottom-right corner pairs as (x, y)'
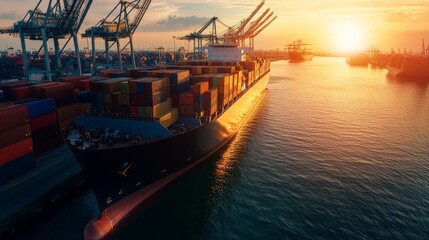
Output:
(0, 0), (429, 53)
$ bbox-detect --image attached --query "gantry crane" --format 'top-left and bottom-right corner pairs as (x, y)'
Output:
(0, 0), (93, 80)
(219, 0), (276, 51)
(83, 0), (151, 72)
(178, 17), (229, 59)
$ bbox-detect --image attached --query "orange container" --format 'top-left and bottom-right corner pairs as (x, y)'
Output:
(192, 82), (209, 95)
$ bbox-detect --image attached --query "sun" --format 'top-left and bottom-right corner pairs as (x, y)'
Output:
(332, 23), (365, 53)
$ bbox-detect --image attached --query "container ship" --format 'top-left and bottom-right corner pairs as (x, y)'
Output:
(64, 43), (271, 239)
(385, 55), (429, 78)
(385, 39), (429, 79)
(285, 39), (314, 62)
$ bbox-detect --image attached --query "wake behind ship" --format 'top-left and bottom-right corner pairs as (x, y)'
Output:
(65, 43), (271, 239)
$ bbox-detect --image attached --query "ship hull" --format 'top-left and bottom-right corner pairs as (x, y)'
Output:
(288, 52), (314, 62)
(75, 72), (270, 239)
(386, 66), (429, 79)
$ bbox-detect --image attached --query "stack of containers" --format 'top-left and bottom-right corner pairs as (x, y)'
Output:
(2, 81), (32, 100)
(37, 82), (75, 105)
(192, 81), (209, 116)
(178, 92), (194, 116)
(204, 88), (218, 116)
(60, 75), (91, 91)
(191, 73), (216, 86)
(56, 103), (82, 134)
(211, 74), (230, 109)
(21, 98), (61, 155)
(0, 105), (35, 185)
(137, 77), (171, 119)
(147, 70), (190, 107)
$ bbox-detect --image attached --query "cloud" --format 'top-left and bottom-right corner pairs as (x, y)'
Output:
(0, 12), (18, 20)
(141, 15), (210, 32)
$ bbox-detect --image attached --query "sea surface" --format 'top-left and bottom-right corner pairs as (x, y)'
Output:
(18, 57), (429, 239)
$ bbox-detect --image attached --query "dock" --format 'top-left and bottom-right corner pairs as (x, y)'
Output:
(0, 144), (85, 235)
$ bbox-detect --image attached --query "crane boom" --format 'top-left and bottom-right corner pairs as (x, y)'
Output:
(250, 15), (277, 38)
(242, 10), (273, 39)
(244, 8), (270, 36)
(232, 0), (265, 36)
(129, 0), (151, 34)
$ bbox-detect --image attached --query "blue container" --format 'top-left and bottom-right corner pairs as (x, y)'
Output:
(160, 89), (168, 102)
(20, 98), (55, 119)
(136, 81), (145, 94)
(194, 94), (205, 112)
(0, 153), (36, 186)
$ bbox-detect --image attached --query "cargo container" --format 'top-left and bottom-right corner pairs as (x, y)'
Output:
(192, 81), (209, 95)
(38, 83), (75, 104)
(101, 77), (131, 93)
(9, 86), (31, 100)
(0, 124), (31, 148)
(30, 112), (58, 131)
(0, 105), (29, 131)
(157, 108), (179, 128)
(56, 103), (83, 122)
(0, 138), (34, 165)
(137, 98), (172, 119)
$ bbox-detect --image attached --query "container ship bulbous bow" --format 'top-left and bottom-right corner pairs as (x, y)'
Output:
(65, 43), (271, 239)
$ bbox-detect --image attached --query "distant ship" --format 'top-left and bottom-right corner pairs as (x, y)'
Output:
(385, 56), (429, 78)
(285, 39), (314, 62)
(346, 52), (369, 66)
(385, 39), (429, 79)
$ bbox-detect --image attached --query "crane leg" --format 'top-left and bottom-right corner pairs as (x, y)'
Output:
(54, 37), (62, 70)
(41, 28), (52, 81)
(105, 40), (110, 64)
(117, 39), (122, 69)
(91, 34), (96, 75)
(129, 34), (136, 69)
(19, 28), (29, 80)
(73, 32), (82, 75)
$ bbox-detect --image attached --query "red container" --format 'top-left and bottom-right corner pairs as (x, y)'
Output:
(0, 124), (31, 148)
(0, 105), (29, 131)
(179, 104), (194, 116)
(79, 79), (91, 91)
(9, 86), (31, 100)
(29, 82), (59, 97)
(56, 103), (82, 122)
(61, 76), (90, 89)
(30, 112), (58, 131)
(129, 106), (138, 117)
(39, 83), (75, 103)
(179, 92), (194, 105)
(0, 138), (34, 165)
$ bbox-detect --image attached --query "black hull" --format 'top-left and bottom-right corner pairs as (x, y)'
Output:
(72, 72), (271, 212)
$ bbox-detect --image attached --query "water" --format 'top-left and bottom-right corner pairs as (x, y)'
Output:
(18, 57), (429, 239)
